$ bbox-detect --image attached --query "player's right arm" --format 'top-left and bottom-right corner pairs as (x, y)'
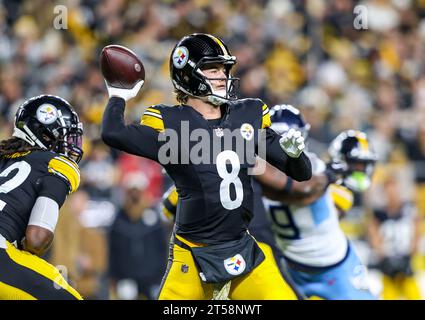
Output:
(256, 160), (328, 206)
(101, 97), (162, 161)
(24, 155), (81, 256)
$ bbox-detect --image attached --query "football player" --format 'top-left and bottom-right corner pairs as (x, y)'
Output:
(101, 33), (312, 300)
(367, 174), (422, 299)
(0, 95), (83, 299)
(257, 105), (377, 300)
(160, 181), (304, 300)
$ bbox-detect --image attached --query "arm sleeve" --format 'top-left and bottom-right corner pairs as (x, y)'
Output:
(27, 196), (59, 232)
(264, 127), (312, 182)
(101, 97), (161, 161)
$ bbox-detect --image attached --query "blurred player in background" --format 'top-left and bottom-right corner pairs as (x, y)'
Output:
(101, 33), (312, 300)
(109, 172), (168, 300)
(368, 174), (422, 300)
(0, 95), (83, 300)
(256, 105), (377, 300)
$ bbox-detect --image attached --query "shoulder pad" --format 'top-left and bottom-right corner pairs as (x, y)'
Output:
(48, 155), (80, 193)
(230, 98), (270, 129)
(230, 98), (263, 109)
(241, 99), (272, 129)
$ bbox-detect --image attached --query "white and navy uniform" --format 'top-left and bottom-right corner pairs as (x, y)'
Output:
(264, 152), (376, 300)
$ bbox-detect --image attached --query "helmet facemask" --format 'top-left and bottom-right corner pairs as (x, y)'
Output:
(51, 116), (84, 164)
(170, 34), (240, 106)
(12, 95), (84, 163)
(343, 159), (376, 192)
(191, 57), (239, 106)
(329, 130), (377, 192)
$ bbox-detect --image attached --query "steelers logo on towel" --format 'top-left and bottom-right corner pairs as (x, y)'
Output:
(224, 254), (246, 275)
(240, 123), (254, 141)
(172, 46), (189, 69)
(36, 104), (58, 125)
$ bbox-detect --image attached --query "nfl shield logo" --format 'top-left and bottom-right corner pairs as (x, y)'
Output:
(224, 254), (246, 275)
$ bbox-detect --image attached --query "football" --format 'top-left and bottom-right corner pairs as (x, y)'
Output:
(100, 45), (145, 89)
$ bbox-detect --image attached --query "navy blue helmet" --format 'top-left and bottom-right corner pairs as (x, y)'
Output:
(269, 104), (310, 139)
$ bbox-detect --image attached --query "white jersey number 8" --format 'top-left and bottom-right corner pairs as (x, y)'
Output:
(216, 151), (243, 210)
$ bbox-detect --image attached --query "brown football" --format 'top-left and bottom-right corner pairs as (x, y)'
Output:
(100, 45), (145, 89)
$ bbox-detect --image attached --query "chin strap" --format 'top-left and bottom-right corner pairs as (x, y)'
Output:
(12, 126), (47, 149)
(207, 92), (228, 106)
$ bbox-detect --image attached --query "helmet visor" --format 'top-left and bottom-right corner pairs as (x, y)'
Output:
(65, 127), (83, 163)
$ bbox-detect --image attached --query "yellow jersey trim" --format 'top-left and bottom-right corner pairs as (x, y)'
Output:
(175, 235), (207, 248)
(162, 207), (174, 221)
(0, 281), (37, 300)
(161, 187), (178, 221)
(262, 104), (271, 129)
(146, 107), (161, 115)
(329, 184), (354, 213)
(141, 108), (165, 132)
(48, 157), (80, 193)
(167, 187), (178, 207)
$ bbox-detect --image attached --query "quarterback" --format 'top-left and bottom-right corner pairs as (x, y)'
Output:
(101, 33), (312, 299)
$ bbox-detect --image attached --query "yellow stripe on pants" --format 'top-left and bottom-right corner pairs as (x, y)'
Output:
(5, 242), (82, 300)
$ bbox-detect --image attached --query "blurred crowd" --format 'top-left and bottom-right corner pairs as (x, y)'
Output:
(1, 0), (425, 299)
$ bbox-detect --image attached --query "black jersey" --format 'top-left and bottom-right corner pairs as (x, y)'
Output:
(0, 150), (80, 243)
(102, 97), (311, 244)
(162, 179), (278, 248)
(373, 202), (417, 257)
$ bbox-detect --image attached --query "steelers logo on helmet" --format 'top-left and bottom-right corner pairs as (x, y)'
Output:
(36, 104), (58, 125)
(240, 123), (254, 141)
(172, 46), (189, 69)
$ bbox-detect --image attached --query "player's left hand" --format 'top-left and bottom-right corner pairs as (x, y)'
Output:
(279, 128), (305, 158)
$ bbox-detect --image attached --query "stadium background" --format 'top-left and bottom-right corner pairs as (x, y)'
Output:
(1, 0), (425, 299)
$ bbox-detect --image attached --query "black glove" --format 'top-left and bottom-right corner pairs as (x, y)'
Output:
(379, 255), (413, 278)
(325, 160), (346, 186)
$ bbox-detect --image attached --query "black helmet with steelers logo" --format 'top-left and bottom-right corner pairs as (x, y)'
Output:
(13, 95), (84, 163)
(328, 130), (377, 192)
(169, 33), (239, 105)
